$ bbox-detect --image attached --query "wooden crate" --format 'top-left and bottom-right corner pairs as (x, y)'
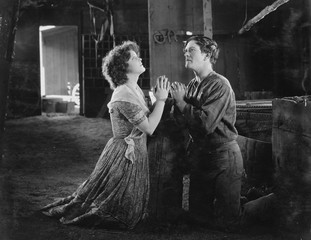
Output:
(272, 96), (311, 232)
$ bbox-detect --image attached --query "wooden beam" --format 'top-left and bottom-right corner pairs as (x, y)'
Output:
(0, 0), (20, 163)
(203, 0), (213, 38)
(308, 0), (311, 86)
(238, 0), (291, 35)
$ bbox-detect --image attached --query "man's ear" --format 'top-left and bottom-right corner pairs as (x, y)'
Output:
(203, 53), (210, 61)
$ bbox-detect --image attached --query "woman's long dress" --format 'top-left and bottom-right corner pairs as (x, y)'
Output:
(41, 101), (149, 229)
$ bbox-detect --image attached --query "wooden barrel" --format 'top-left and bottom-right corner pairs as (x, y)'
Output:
(236, 100), (272, 142)
(237, 135), (274, 188)
(272, 96), (311, 233)
(147, 116), (187, 223)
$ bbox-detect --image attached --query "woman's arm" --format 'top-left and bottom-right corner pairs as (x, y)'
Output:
(137, 100), (165, 135)
(136, 76), (170, 135)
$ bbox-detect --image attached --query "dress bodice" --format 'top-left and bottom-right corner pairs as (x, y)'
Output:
(109, 101), (147, 138)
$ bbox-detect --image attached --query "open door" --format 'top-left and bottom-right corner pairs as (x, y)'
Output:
(39, 25), (80, 114)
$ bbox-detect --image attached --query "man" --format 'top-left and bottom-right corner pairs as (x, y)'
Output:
(170, 35), (244, 232)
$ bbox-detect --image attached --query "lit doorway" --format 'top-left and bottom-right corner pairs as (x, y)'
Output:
(39, 25), (80, 114)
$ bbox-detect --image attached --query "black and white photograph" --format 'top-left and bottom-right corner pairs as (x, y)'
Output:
(0, 0), (310, 239)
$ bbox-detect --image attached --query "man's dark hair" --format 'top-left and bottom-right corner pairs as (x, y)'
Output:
(185, 36), (219, 64)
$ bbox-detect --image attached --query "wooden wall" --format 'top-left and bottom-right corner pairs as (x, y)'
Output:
(8, 0), (310, 118)
(213, 36), (252, 99)
(148, 0), (204, 87)
(148, 0), (252, 99)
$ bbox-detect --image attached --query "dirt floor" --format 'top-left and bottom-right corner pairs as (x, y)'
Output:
(0, 114), (306, 240)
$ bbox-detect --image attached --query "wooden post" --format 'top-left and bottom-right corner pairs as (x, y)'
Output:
(203, 0), (213, 38)
(147, 0), (205, 222)
(0, 59), (10, 158)
(308, 0), (311, 81)
(0, 0), (20, 163)
(148, 0), (203, 87)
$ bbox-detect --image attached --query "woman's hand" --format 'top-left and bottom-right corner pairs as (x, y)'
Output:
(137, 75), (170, 135)
(154, 75), (170, 102)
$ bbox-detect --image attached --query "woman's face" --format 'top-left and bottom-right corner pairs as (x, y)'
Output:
(127, 50), (145, 75)
(184, 40), (207, 72)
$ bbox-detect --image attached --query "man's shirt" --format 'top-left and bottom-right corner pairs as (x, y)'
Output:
(175, 71), (238, 149)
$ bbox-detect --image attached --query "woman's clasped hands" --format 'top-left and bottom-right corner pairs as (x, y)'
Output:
(154, 75), (170, 103)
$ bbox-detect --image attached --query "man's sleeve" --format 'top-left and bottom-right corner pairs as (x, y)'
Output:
(182, 82), (231, 134)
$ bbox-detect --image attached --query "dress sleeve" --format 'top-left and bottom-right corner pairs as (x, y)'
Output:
(116, 101), (147, 125)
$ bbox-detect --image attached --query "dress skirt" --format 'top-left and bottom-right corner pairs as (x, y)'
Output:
(41, 135), (149, 229)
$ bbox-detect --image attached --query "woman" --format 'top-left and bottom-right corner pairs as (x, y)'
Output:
(170, 36), (244, 232)
(41, 41), (170, 229)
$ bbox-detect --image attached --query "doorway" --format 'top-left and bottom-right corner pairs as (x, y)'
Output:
(39, 25), (80, 114)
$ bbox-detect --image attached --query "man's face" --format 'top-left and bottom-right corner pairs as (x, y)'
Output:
(183, 40), (207, 71)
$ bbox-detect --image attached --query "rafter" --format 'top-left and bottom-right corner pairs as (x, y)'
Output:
(238, 0), (291, 34)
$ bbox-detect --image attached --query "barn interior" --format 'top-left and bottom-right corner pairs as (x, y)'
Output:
(0, 0), (311, 239)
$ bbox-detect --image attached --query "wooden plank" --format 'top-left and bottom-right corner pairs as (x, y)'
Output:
(272, 97), (311, 136)
(147, 122), (186, 221)
(214, 37), (252, 99)
(237, 135), (273, 187)
(308, 0), (311, 78)
(0, 59), (10, 162)
(148, 0), (203, 87)
(272, 99), (311, 181)
(203, 0), (213, 38)
(272, 97), (311, 231)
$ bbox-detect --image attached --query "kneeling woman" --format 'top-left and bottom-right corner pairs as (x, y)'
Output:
(41, 41), (170, 229)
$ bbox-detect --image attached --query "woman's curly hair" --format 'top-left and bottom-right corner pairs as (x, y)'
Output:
(185, 36), (219, 64)
(102, 41), (140, 89)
